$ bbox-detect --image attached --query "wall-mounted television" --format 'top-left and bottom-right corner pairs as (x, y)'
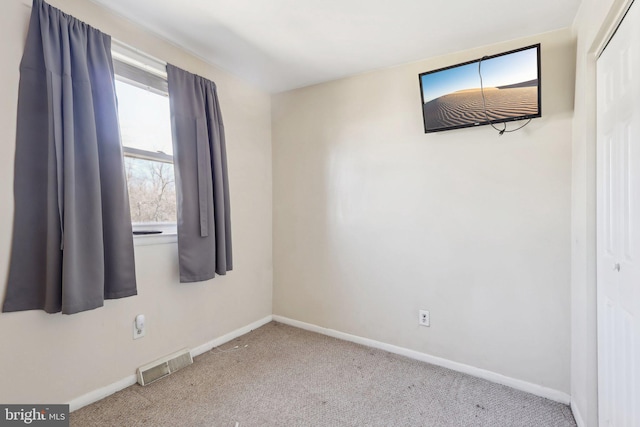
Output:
(419, 44), (541, 133)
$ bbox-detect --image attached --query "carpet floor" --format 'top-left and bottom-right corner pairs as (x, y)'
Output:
(71, 322), (576, 427)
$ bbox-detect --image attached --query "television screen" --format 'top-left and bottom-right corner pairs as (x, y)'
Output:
(419, 44), (541, 133)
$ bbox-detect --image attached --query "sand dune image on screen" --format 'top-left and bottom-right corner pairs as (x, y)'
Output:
(423, 80), (538, 130)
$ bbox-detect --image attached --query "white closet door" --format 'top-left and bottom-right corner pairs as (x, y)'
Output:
(597, 2), (640, 426)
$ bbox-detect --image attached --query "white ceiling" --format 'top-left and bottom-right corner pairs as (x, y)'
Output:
(90, 0), (581, 93)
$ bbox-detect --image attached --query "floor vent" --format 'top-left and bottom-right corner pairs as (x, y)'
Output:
(137, 349), (193, 386)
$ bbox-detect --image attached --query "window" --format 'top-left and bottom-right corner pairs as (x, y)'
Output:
(113, 47), (176, 236)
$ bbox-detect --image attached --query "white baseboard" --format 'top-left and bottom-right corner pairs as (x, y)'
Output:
(272, 315), (571, 405)
(190, 315), (273, 357)
(69, 375), (137, 412)
(571, 400), (586, 427)
(68, 315), (273, 412)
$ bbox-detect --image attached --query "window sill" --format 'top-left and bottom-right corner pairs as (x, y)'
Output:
(132, 222), (177, 246)
(133, 232), (177, 246)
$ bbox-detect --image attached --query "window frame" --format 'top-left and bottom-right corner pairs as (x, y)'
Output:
(112, 42), (177, 242)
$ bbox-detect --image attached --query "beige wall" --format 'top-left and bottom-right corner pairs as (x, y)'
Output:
(0, 0), (272, 404)
(273, 29), (575, 394)
(571, 0), (630, 425)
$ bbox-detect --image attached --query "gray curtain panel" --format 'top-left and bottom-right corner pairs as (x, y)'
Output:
(2, 0), (137, 314)
(166, 64), (232, 282)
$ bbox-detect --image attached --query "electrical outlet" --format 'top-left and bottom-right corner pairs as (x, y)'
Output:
(419, 310), (430, 327)
(133, 314), (146, 339)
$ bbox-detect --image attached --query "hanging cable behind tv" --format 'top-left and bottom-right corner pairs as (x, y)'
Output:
(478, 56), (532, 136)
